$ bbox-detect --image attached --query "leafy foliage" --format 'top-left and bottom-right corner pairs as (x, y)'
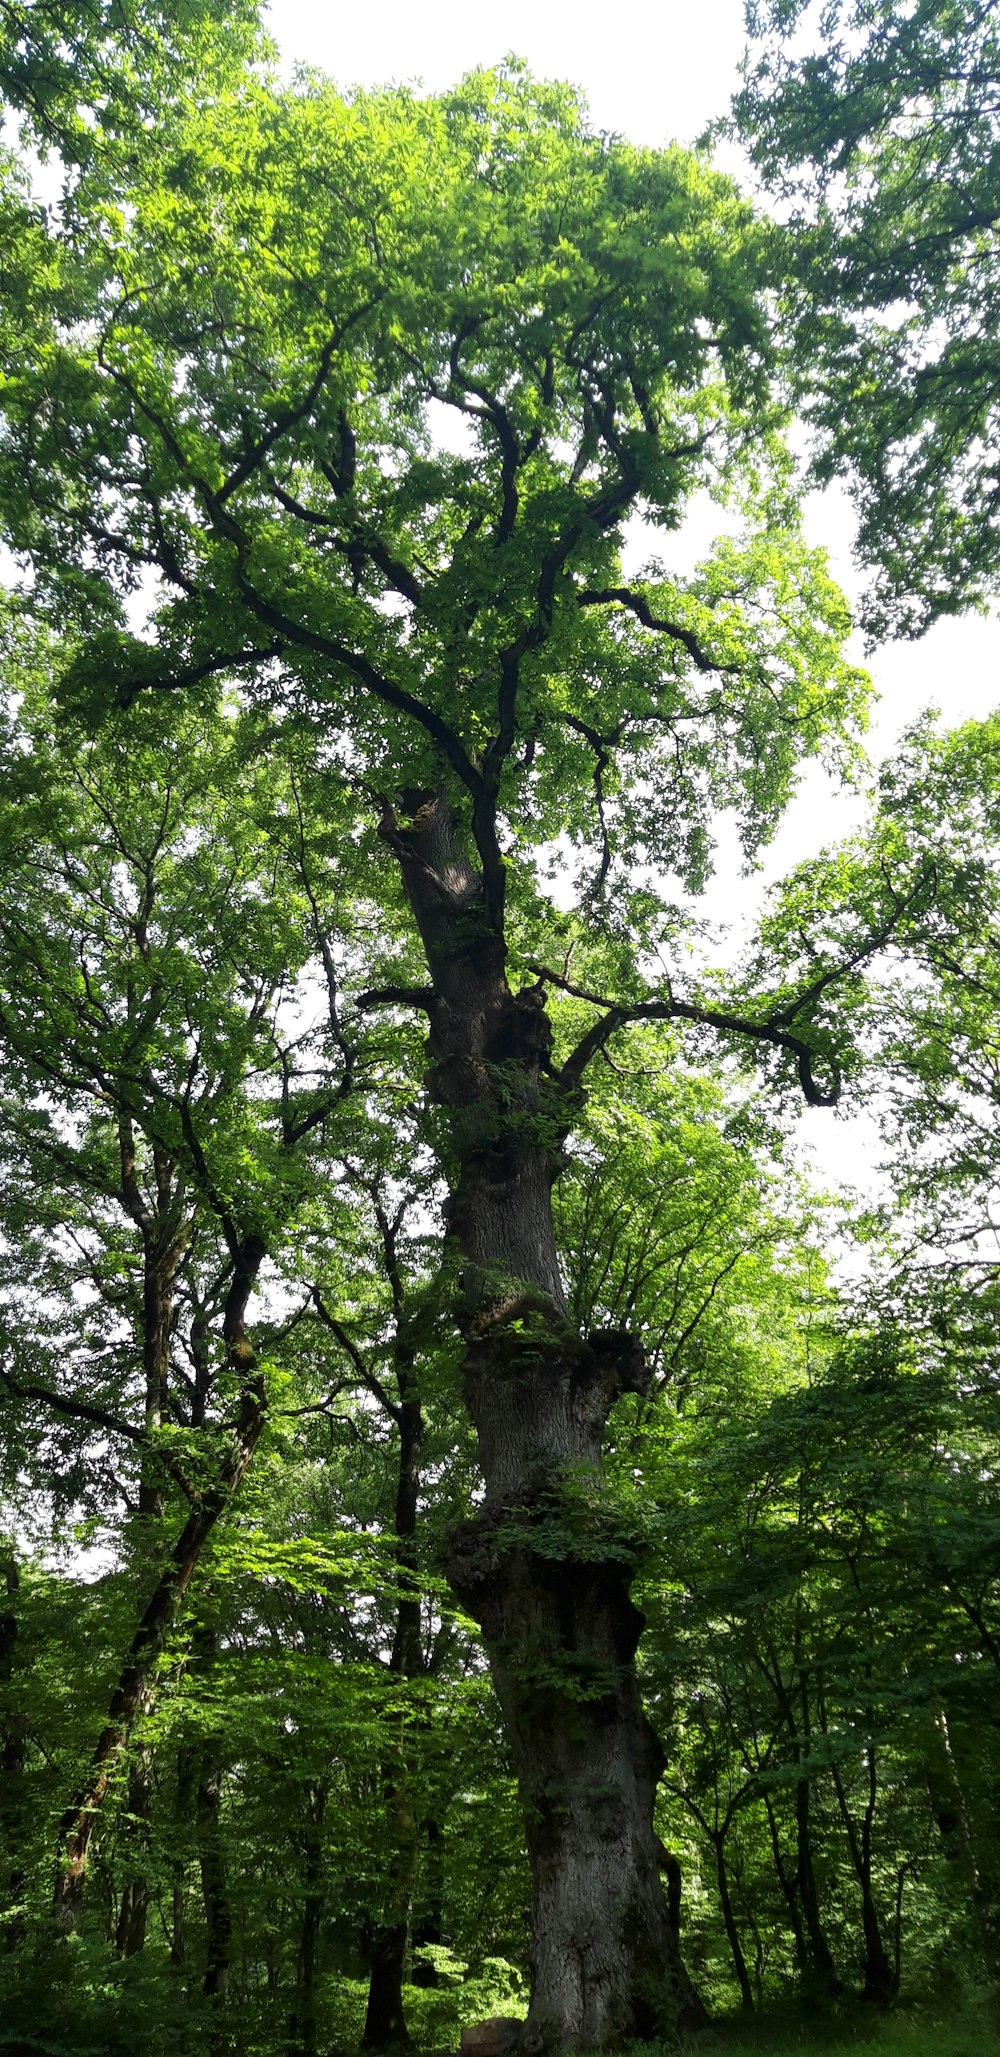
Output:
(736, 0), (1000, 634)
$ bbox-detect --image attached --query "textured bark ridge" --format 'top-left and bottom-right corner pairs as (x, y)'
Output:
(451, 1497), (682, 2051)
(383, 793), (698, 2050)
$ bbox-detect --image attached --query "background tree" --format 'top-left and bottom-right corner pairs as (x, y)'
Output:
(0, 664), (371, 1931)
(735, 0), (1000, 635)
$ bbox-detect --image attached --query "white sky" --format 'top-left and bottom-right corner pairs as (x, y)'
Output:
(268, 0), (999, 1199)
(271, 0), (746, 151)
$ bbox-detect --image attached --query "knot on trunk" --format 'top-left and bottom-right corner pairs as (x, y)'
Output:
(585, 1328), (648, 1399)
(487, 985), (552, 1071)
(446, 1485), (648, 1653)
(462, 1326), (647, 1500)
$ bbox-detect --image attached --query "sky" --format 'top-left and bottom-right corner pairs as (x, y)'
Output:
(265, 1), (998, 1201)
(271, 0), (746, 151)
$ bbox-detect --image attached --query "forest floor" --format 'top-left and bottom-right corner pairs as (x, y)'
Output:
(686, 1990), (1000, 2057)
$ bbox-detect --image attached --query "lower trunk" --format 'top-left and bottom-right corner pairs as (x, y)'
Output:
(116, 1869), (150, 1959)
(795, 1776), (839, 1994)
(0, 1555), (26, 1950)
(289, 1889), (325, 2057)
(364, 1766), (418, 2048)
(54, 1497), (226, 1929)
(451, 1486), (698, 2051)
(364, 1919), (412, 2052)
(365, 1367), (422, 2052)
(171, 1739), (199, 1968)
(858, 1886), (894, 2005)
(197, 1753), (231, 2001)
(53, 1238), (266, 1929)
(761, 1790), (809, 1983)
(172, 1878), (187, 1968)
(713, 1833), (753, 2014)
(115, 1736), (154, 1957)
(829, 1750), (895, 2005)
(289, 1789), (325, 2057)
(411, 1819), (444, 1987)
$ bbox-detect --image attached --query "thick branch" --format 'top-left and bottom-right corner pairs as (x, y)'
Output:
(533, 966), (841, 1108)
(356, 983), (435, 1015)
(311, 1291), (400, 1426)
(0, 1367), (145, 1445)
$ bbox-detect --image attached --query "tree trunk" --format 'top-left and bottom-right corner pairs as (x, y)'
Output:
(827, 1740), (895, 2004)
(289, 1782), (326, 2057)
(53, 1235), (266, 1929)
(364, 1906), (413, 2054)
(712, 1831), (754, 2013)
(411, 1818), (444, 1987)
(761, 1789), (809, 1983)
(794, 1771), (839, 1995)
(384, 792), (700, 2051)
(197, 1751), (231, 2001)
(115, 1738), (153, 1957)
(364, 1322), (424, 2051)
(171, 1738), (199, 1968)
(0, 1554), (26, 1949)
(761, 1635), (838, 1998)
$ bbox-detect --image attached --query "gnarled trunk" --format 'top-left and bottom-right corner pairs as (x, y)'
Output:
(383, 793), (698, 2051)
(453, 1514), (684, 2049)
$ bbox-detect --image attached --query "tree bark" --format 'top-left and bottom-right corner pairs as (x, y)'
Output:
(289, 1782), (326, 2057)
(384, 792), (699, 2051)
(794, 1770), (839, 1996)
(197, 1750), (231, 2001)
(364, 1285), (424, 2051)
(711, 1830), (754, 2014)
(411, 1817), (444, 1987)
(760, 1635), (839, 1998)
(112, 1141), (187, 1956)
(760, 1788), (809, 1984)
(825, 1726), (895, 2004)
(115, 1735), (153, 1957)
